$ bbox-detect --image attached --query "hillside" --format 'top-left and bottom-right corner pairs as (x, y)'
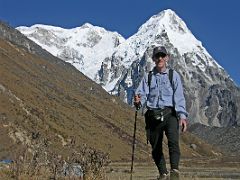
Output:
(0, 37), (146, 161)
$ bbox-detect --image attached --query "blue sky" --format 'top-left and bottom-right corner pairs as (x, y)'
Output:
(1, 0), (239, 86)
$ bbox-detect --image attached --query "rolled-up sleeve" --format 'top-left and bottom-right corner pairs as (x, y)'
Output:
(173, 72), (188, 119)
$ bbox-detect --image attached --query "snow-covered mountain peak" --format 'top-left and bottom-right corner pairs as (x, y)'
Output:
(80, 22), (94, 29)
(111, 8), (222, 75)
(135, 9), (205, 56)
(17, 24), (66, 34)
(139, 9), (189, 34)
(73, 23), (116, 36)
(17, 23), (126, 80)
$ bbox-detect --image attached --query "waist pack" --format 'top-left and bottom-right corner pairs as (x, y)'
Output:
(146, 107), (175, 121)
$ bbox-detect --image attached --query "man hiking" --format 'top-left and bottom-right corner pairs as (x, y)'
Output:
(134, 46), (188, 179)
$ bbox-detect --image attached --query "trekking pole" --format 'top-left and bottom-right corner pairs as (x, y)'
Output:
(130, 109), (138, 180)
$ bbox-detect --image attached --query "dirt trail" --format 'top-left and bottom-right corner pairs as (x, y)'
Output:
(106, 158), (240, 180)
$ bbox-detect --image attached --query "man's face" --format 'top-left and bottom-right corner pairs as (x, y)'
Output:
(153, 53), (168, 68)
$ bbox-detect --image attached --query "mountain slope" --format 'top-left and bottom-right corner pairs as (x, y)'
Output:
(0, 22), (222, 161)
(189, 123), (240, 155)
(17, 9), (240, 127)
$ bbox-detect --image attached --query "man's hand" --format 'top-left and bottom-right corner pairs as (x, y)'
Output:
(134, 94), (141, 103)
(134, 94), (142, 110)
(179, 119), (187, 132)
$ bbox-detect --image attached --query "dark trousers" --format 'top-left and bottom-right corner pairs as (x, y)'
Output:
(145, 110), (180, 174)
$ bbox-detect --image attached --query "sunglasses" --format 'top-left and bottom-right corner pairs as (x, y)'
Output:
(154, 53), (167, 59)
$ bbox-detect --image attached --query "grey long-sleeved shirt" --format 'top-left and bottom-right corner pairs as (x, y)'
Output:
(135, 68), (188, 119)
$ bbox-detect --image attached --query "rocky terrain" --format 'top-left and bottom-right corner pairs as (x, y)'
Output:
(189, 123), (240, 155)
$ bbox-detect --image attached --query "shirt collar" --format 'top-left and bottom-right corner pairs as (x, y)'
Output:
(153, 67), (169, 75)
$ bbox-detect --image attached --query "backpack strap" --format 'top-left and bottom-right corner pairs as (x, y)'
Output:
(168, 68), (174, 90)
(168, 68), (175, 108)
(147, 71), (153, 92)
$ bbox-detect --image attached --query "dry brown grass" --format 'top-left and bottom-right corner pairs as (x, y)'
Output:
(0, 141), (109, 180)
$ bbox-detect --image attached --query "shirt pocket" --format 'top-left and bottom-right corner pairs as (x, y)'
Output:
(149, 80), (158, 96)
(162, 80), (173, 96)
